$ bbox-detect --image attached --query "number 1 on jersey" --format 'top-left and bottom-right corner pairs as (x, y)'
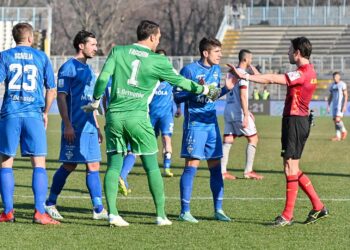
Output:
(127, 59), (140, 86)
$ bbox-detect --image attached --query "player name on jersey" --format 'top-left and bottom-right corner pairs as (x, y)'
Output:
(14, 52), (33, 60)
(129, 48), (149, 58)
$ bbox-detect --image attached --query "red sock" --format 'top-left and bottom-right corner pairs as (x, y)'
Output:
(282, 175), (299, 221)
(298, 171), (324, 210)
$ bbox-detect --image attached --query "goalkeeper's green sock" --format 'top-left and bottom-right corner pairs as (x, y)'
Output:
(104, 153), (124, 216)
(141, 154), (166, 218)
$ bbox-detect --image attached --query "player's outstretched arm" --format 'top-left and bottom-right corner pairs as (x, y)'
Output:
(227, 63), (287, 85)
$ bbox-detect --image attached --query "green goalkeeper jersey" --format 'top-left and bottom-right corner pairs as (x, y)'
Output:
(93, 43), (204, 114)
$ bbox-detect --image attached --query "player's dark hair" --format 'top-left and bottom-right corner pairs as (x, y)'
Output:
(332, 71), (340, 77)
(137, 20), (160, 41)
(199, 37), (221, 58)
(156, 49), (167, 56)
(12, 22), (33, 44)
(238, 49), (252, 62)
(73, 30), (96, 52)
(290, 37), (312, 59)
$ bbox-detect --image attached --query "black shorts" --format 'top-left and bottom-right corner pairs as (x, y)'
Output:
(281, 116), (311, 159)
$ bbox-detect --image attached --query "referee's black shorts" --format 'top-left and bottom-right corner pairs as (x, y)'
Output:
(281, 116), (311, 159)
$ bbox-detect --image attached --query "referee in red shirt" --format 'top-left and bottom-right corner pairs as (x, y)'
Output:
(228, 37), (328, 227)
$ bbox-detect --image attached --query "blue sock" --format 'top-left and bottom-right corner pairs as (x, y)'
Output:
(86, 170), (103, 213)
(32, 167), (48, 214)
(120, 154), (136, 189)
(163, 152), (171, 169)
(180, 166), (197, 213)
(46, 165), (71, 206)
(0, 168), (15, 214)
(209, 165), (224, 211)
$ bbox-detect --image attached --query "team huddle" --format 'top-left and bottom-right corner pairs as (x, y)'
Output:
(0, 20), (332, 227)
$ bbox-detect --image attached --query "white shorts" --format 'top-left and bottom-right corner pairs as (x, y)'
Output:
(224, 113), (257, 137)
(332, 109), (344, 118)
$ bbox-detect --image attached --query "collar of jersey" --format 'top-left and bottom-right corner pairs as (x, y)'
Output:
(133, 43), (151, 51)
(196, 59), (212, 70)
(72, 57), (88, 66)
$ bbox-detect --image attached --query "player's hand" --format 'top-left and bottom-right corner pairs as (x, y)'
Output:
(175, 107), (182, 118)
(225, 73), (238, 90)
(249, 65), (261, 75)
(242, 115), (249, 128)
(43, 112), (49, 130)
(342, 106), (346, 113)
(64, 124), (75, 144)
(97, 128), (103, 144)
(227, 63), (245, 79)
(203, 84), (221, 101)
(81, 98), (101, 113)
(326, 106), (330, 113)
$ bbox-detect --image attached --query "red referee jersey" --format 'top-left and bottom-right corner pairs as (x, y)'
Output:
(283, 64), (317, 117)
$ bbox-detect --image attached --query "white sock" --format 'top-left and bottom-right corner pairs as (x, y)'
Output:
(338, 120), (347, 132)
(221, 143), (232, 174)
(244, 143), (256, 174)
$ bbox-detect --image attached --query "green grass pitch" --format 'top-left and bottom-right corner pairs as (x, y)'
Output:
(0, 115), (349, 249)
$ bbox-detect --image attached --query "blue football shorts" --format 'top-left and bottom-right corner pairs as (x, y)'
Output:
(150, 113), (174, 137)
(0, 116), (47, 157)
(180, 125), (223, 160)
(59, 132), (101, 163)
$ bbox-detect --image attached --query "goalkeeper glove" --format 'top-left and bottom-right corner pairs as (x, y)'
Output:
(81, 98), (102, 113)
(202, 84), (221, 101)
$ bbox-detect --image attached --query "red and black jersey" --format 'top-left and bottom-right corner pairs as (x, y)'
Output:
(283, 64), (317, 117)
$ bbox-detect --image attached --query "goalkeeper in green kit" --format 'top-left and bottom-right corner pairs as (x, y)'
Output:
(82, 20), (222, 227)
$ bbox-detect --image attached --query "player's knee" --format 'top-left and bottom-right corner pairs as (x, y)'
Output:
(63, 164), (78, 172)
(87, 162), (100, 171)
(223, 135), (234, 144)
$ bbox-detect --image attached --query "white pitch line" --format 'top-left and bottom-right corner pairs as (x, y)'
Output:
(13, 195), (350, 202)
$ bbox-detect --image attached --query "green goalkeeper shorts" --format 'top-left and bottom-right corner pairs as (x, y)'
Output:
(105, 111), (158, 155)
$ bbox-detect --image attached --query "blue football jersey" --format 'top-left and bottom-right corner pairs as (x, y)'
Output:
(57, 58), (97, 133)
(0, 46), (55, 119)
(175, 60), (221, 127)
(149, 81), (174, 118)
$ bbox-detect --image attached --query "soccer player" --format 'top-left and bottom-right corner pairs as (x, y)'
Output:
(0, 23), (59, 224)
(327, 72), (348, 141)
(103, 78), (136, 196)
(149, 49), (179, 177)
(175, 37), (233, 223)
(44, 30), (108, 221)
(221, 49), (264, 180)
(228, 37), (329, 227)
(82, 20), (221, 227)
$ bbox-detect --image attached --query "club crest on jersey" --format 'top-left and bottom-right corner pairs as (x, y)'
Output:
(287, 71), (301, 81)
(65, 150), (74, 160)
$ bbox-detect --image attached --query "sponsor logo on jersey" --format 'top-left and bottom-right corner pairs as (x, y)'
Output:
(10, 94), (35, 102)
(14, 52), (33, 60)
(287, 71), (301, 81)
(154, 90), (168, 96)
(196, 74), (206, 81)
(58, 79), (64, 88)
(117, 88), (145, 99)
(129, 48), (149, 57)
